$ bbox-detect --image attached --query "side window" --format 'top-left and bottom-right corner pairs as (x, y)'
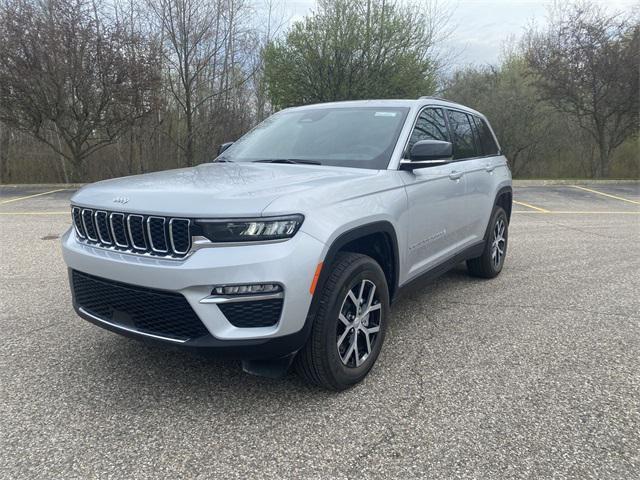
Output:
(473, 116), (499, 156)
(407, 108), (449, 153)
(446, 110), (478, 160)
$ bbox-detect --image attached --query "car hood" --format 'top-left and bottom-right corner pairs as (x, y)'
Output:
(71, 162), (382, 217)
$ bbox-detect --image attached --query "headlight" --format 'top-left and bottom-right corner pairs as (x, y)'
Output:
(194, 215), (304, 243)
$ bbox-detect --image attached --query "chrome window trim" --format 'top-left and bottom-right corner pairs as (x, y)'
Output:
(169, 218), (191, 255)
(147, 216), (169, 253)
(72, 207), (86, 239)
(94, 210), (113, 245)
(109, 212), (129, 248)
(398, 105), (503, 168)
(127, 214), (147, 251)
(81, 208), (98, 241)
(399, 105), (450, 163)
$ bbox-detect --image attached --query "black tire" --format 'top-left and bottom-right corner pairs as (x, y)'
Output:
(467, 206), (509, 279)
(294, 252), (389, 390)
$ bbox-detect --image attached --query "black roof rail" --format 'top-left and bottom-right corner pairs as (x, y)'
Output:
(418, 95), (462, 105)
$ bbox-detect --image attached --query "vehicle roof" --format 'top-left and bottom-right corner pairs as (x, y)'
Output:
(287, 98), (484, 117)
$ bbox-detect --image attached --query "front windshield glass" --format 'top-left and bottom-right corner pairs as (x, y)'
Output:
(219, 107), (410, 169)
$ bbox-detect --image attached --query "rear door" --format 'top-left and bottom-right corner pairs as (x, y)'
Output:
(400, 107), (467, 280)
(469, 115), (502, 240)
(445, 109), (494, 244)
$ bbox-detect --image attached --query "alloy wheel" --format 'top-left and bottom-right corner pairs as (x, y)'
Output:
(491, 217), (506, 269)
(336, 279), (382, 368)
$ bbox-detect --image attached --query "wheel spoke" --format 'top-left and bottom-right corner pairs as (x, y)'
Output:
(366, 303), (381, 315)
(357, 280), (366, 304)
(365, 325), (380, 334)
(347, 290), (359, 309)
(338, 313), (350, 327)
(337, 328), (350, 349)
(353, 333), (361, 367)
(365, 283), (376, 311)
(363, 330), (372, 357)
(342, 336), (356, 364)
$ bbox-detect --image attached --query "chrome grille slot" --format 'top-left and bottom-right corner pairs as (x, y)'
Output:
(110, 213), (129, 247)
(169, 219), (191, 254)
(147, 216), (168, 253)
(72, 207), (85, 238)
(127, 215), (147, 251)
(81, 209), (98, 241)
(94, 211), (112, 245)
(71, 206), (191, 259)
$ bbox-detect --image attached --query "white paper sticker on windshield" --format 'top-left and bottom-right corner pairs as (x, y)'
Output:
(374, 112), (397, 117)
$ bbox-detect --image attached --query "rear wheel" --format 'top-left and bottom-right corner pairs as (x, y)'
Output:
(467, 206), (508, 278)
(295, 252), (389, 390)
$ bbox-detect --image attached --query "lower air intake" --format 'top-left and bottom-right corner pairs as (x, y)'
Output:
(71, 270), (210, 341)
(218, 299), (283, 328)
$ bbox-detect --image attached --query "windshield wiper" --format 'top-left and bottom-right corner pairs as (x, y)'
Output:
(215, 157), (234, 163)
(254, 159), (322, 165)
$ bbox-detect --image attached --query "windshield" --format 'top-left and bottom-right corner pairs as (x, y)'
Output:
(219, 107), (410, 169)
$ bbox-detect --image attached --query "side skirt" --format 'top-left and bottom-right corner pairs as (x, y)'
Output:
(392, 240), (484, 303)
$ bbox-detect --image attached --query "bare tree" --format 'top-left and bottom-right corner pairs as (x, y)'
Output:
(0, 0), (160, 181)
(147, 0), (263, 165)
(524, 2), (639, 177)
(148, 0), (224, 166)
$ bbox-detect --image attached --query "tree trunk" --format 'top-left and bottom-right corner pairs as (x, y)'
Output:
(54, 125), (70, 183)
(596, 138), (610, 179)
(185, 108), (194, 167)
(69, 153), (84, 183)
(0, 122), (9, 183)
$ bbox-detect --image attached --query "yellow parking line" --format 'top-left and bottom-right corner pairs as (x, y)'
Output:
(0, 211), (68, 215)
(0, 188), (68, 205)
(571, 185), (640, 205)
(513, 200), (550, 213)
(513, 210), (640, 214)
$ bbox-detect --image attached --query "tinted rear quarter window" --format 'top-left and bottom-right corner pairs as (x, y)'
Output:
(473, 116), (499, 156)
(447, 110), (478, 160)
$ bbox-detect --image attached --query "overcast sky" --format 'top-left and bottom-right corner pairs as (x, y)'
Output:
(280, 0), (638, 68)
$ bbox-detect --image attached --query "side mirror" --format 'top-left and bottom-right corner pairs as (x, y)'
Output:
(400, 140), (453, 170)
(218, 142), (234, 156)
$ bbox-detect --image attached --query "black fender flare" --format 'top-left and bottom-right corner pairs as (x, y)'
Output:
(483, 186), (513, 243)
(304, 221), (400, 328)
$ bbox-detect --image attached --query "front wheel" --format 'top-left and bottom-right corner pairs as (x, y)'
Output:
(467, 206), (509, 278)
(294, 252), (389, 390)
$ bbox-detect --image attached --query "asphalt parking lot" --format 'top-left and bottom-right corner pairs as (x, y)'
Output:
(1, 182), (639, 479)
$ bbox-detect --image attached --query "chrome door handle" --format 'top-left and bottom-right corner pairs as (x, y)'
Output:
(449, 170), (463, 181)
(484, 163), (496, 172)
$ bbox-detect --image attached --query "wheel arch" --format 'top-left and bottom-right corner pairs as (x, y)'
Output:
(494, 186), (513, 222)
(312, 221), (400, 309)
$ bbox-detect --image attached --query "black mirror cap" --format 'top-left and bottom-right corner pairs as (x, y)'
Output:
(400, 140), (453, 170)
(410, 140), (452, 161)
(218, 142), (234, 156)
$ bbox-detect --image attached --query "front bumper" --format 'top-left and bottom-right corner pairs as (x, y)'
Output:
(62, 228), (326, 358)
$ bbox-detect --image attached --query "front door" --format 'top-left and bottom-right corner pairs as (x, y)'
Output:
(400, 107), (467, 281)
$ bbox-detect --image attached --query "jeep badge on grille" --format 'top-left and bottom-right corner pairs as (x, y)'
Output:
(113, 196), (129, 204)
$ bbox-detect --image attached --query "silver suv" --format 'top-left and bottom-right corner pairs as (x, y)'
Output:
(62, 98), (512, 390)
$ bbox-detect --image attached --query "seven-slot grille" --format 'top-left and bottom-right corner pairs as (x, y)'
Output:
(72, 206), (191, 258)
